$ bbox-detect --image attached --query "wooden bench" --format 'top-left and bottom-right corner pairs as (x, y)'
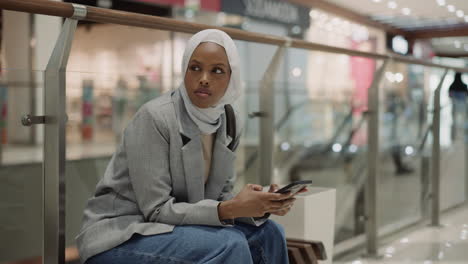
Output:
(287, 239), (327, 264)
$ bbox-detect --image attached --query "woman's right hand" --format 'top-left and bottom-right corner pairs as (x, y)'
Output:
(218, 184), (294, 220)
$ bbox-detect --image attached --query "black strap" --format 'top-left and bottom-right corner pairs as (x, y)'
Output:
(224, 104), (236, 151)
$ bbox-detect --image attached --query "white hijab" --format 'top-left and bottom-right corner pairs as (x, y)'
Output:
(179, 29), (241, 134)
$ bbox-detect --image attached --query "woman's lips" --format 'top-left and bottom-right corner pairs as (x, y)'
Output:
(194, 87), (211, 98)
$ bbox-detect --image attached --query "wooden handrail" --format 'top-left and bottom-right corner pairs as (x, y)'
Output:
(1, 0), (468, 73)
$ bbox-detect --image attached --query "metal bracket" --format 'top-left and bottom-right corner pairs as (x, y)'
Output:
(248, 111), (267, 118)
(22, 115), (45, 126)
(21, 114), (68, 126)
(71, 4), (87, 20)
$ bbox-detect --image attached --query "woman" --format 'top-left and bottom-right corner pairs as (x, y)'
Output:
(77, 29), (297, 264)
(448, 72), (468, 140)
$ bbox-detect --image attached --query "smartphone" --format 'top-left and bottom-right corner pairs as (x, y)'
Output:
(252, 180), (312, 221)
(275, 180), (312, 195)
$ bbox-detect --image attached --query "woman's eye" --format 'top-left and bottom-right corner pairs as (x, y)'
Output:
(190, 65), (200, 71)
(213, 67), (224, 74)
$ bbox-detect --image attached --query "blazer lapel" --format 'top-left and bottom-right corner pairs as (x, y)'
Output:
(173, 90), (205, 203)
(181, 137), (205, 203)
(204, 114), (236, 200)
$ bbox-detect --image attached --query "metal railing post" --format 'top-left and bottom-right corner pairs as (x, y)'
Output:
(43, 4), (86, 264)
(365, 59), (388, 257)
(465, 98), (468, 202)
(0, 83), (4, 166)
(258, 38), (290, 186)
(421, 155), (431, 218)
(431, 69), (448, 226)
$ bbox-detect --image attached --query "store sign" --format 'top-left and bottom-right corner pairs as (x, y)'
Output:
(129, 0), (220, 11)
(221, 0), (310, 27)
(244, 0), (298, 24)
(130, 0), (184, 6)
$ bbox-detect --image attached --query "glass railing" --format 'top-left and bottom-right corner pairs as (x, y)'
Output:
(2, 54), (468, 264)
(435, 69), (467, 210)
(64, 69), (174, 258)
(1, 2), (467, 261)
(0, 68), (44, 263)
(376, 62), (429, 231)
(257, 49), (379, 244)
(273, 87), (368, 243)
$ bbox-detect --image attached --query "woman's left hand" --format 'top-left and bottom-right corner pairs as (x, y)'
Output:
(267, 184), (295, 216)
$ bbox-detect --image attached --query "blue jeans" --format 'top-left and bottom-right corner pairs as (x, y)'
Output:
(86, 219), (288, 264)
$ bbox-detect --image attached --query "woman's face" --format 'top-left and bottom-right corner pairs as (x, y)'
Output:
(184, 42), (231, 108)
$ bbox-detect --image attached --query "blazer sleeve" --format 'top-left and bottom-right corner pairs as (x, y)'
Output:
(124, 107), (225, 227)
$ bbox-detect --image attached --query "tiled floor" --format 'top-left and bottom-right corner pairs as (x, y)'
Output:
(335, 204), (468, 264)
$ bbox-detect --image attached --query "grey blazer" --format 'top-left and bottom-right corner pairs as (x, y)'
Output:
(76, 89), (265, 263)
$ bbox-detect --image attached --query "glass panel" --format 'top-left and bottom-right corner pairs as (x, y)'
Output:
(233, 40), (290, 191)
(65, 24), (177, 260)
(428, 57), (467, 210)
(272, 50), (375, 243)
(64, 68), (170, 259)
(377, 62), (427, 230)
(234, 80), (261, 190)
(0, 68), (44, 263)
(437, 70), (467, 210)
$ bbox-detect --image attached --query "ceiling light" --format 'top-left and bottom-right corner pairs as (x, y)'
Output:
(280, 142), (291, 151)
(309, 10), (320, 19)
(395, 73), (404, 83)
(447, 5), (455, 12)
(455, 40), (461, 48)
(373, 0), (382, 2)
(386, 72), (396, 83)
(457, 10), (464, 18)
(436, 0), (446, 6)
(400, 237), (410, 243)
(402, 8), (411, 15)
(291, 25), (302, 34)
(388, 1), (397, 9)
(291, 67), (302, 77)
(332, 143), (342, 153)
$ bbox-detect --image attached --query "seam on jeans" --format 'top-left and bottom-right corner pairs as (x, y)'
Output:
(113, 247), (193, 264)
(249, 239), (268, 264)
